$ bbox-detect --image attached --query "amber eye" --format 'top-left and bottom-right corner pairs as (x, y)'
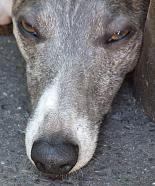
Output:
(107, 29), (131, 43)
(19, 19), (38, 37)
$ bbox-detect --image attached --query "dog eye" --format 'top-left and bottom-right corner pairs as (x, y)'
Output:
(19, 19), (38, 37)
(107, 29), (131, 43)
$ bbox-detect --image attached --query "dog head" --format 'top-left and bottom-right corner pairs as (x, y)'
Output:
(9, 0), (150, 177)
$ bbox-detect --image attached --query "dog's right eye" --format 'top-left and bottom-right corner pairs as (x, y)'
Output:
(18, 19), (39, 38)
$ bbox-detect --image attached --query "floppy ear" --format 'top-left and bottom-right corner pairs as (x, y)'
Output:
(0, 0), (13, 25)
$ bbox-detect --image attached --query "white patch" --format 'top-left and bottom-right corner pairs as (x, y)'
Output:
(25, 78), (98, 173)
(0, 0), (13, 25)
(25, 80), (59, 163)
(70, 118), (99, 172)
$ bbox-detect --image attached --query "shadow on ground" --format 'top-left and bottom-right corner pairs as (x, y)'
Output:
(0, 36), (155, 186)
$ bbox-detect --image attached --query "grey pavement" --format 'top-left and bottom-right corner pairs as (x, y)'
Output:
(0, 36), (155, 186)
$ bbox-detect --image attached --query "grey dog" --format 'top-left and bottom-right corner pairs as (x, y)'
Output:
(0, 0), (150, 178)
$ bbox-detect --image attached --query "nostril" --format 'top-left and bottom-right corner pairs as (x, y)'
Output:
(60, 164), (73, 172)
(35, 161), (46, 172)
(31, 139), (79, 175)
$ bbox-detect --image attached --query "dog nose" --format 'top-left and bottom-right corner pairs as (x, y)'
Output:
(31, 139), (79, 175)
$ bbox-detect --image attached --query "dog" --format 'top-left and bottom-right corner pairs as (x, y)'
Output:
(0, 0), (150, 178)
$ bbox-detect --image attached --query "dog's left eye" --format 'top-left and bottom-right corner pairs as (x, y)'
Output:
(107, 29), (131, 43)
(19, 19), (38, 37)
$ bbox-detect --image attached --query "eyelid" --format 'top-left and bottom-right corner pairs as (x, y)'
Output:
(106, 29), (131, 44)
(21, 19), (35, 32)
(94, 26), (135, 48)
(17, 16), (40, 39)
(106, 25), (135, 42)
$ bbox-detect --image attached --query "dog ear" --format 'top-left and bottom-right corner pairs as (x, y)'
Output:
(0, 0), (13, 25)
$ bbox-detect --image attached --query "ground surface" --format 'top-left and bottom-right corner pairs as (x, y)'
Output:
(0, 36), (155, 186)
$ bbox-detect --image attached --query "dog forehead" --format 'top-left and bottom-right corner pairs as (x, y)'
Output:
(12, 0), (149, 30)
(12, 0), (145, 30)
(13, 0), (142, 6)
(13, 0), (142, 15)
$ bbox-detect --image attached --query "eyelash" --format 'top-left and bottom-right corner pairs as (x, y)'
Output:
(95, 28), (134, 47)
(18, 20), (39, 39)
(106, 30), (132, 44)
(17, 17), (134, 48)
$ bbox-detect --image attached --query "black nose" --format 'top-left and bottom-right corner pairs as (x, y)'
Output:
(31, 139), (79, 175)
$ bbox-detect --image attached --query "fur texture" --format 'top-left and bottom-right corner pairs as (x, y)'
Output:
(0, 0), (150, 174)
